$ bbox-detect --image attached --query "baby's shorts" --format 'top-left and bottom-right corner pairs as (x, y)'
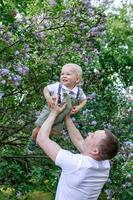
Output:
(35, 106), (50, 127)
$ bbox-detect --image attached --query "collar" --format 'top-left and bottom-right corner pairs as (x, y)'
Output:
(61, 83), (78, 93)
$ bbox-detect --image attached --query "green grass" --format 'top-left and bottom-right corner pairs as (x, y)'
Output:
(0, 188), (12, 199)
(27, 191), (53, 200)
(0, 188), (53, 200)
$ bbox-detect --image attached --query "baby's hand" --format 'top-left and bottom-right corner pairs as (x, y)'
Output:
(71, 105), (80, 114)
(46, 96), (57, 108)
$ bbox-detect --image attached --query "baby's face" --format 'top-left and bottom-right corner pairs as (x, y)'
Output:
(60, 66), (80, 89)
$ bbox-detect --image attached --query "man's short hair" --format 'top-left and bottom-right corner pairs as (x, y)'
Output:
(98, 129), (119, 160)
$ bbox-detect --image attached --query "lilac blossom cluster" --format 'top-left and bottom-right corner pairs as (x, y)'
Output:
(105, 141), (133, 199)
(0, 64), (29, 98)
(0, 91), (4, 99)
(89, 25), (105, 37)
(3, 31), (14, 45)
(0, 13), (48, 99)
(83, 0), (94, 16)
(86, 92), (96, 100)
(15, 64), (29, 75)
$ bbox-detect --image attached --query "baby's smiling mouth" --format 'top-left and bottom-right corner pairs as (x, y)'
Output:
(62, 79), (68, 82)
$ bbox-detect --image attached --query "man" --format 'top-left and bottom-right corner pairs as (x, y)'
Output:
(36, 99), (119, 200)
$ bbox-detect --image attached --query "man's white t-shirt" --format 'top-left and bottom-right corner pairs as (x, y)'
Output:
(55, 149), (110, 200)
(47, 82), (86, 102)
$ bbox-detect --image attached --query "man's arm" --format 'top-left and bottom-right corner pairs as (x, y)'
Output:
(36, 102), (65, 162)
(71, 99), (87, 114)
(65, 116), (84, 153)
(78, 99), (87, 110)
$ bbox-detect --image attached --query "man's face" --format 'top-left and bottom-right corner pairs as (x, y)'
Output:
(84, 130), (106, 152)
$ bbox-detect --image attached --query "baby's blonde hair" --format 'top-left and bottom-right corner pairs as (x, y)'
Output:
(62, 63), (83, 80)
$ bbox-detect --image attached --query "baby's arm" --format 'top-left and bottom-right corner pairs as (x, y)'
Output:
(43, 86), (56, 108)
(71, 99), (87, 114)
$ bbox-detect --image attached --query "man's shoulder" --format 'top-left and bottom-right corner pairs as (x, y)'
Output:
(56, 149), (81, 162)
(55, 149), (82, 172)
(56, 149), (77, 159)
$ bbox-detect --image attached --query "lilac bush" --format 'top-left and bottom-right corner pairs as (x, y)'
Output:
(0, 0), (132, 198)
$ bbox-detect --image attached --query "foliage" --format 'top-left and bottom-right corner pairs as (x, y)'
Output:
(0, 0), (132, 199)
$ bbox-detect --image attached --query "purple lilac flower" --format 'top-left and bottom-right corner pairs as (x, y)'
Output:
(34, 32), (44, 40)
(12, 75), (22, 85)
(24, 44), (30, 53)
(83, 0), (94, 16)
(86, 92), (96, 100)
(21, 18), (27, 24)
(13, 75), (22, 81)
(19, 36), (25, 42)
(8, 75), (13, 80)
(87, 41), (93, 48)
(106, 123), (112, 129)
(5, 32), (12, 38)
(0, 25), (4, 30)
(24, 53), (30, 59)
(105, 189), (113, 199)
(8, 38), (14, 45)
(124, 141), (133, 148)
(49, 0), (56, 6)
(16, 191), (22, 198)
(91, 120), (97, 126)
(0, 68), (10, 76)
(90, 25), (105, 33)
(15, 50), (20, 55)
(82, 55), (90, 64)
(0, 80), (6, 84)
(84, 0), (91, 7)
(83, 109), (91, 116)
(63, 10), (70, 16)
(106, 178), (112, 183)
(0, 91), (4, 99)
(16, 65), (29, 75)
(0, 29), (3, 35)
(90, 31), (103, 37)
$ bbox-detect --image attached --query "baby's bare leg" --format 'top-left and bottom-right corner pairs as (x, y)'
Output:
(50, 128), (61, 136)
(32, 126), (60, 138)
(26, 127), (40, 154)
(31, 126), (40, 140)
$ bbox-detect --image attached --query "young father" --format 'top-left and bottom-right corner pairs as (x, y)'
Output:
(36, 99), (119, 200)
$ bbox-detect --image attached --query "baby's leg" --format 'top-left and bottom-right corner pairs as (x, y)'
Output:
(50, 122), (63, 136)
(26, 126), (40, 154)
(50, 128), (61, 136)
(31, 126), (40, 140)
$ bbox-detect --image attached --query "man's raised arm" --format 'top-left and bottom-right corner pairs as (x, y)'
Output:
(65, 116), (84, 153)
(36, 101), (65, 161)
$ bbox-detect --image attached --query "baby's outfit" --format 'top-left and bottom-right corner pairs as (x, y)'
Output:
(26, 82), (86, 154)
(35, 82), (86, 131)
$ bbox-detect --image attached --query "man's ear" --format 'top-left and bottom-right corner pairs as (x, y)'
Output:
(91, 148), (99, 156)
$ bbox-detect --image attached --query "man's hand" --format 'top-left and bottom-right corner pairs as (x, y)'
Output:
(51, 98), (66, 116)
(65, 115), (84, 153)
(46, 96), (56, 108)
(37, 97), (66, 162)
